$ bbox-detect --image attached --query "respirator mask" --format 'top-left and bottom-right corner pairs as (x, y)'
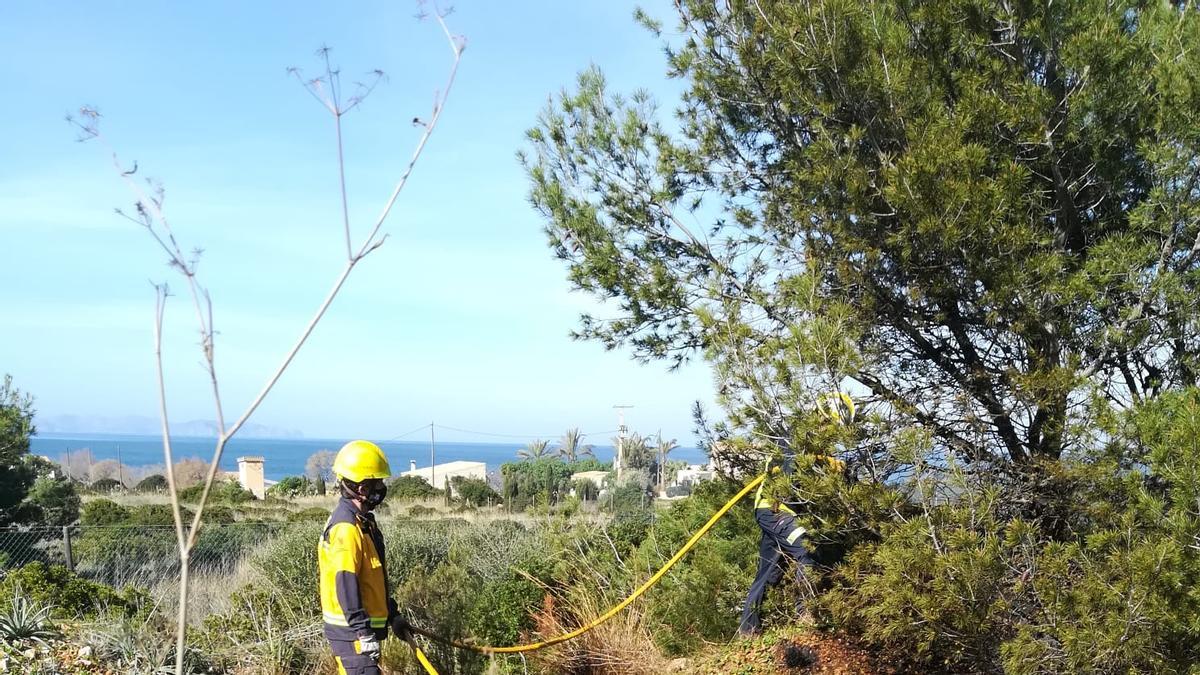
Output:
(363, 480), (388, 509)
(341, 478), (388, 510)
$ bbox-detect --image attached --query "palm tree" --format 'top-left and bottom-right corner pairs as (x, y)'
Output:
(557, 427), (595, 462)
(613, 432), (651, 471)
(517, 439), (552, 461)
(656, 432), (679, 492)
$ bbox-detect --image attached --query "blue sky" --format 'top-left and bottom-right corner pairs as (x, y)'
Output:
(0, 1), (718, 444)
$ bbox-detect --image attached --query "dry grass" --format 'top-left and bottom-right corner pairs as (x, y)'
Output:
(526, 585), (672, 675)
(81, 491), (174, 507)
(285, 494), (339, 509)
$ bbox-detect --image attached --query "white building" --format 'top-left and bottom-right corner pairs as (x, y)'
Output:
(232, 457), (277, 498)
(674, 464), (715, 487)
(570, 470), (610, 489)
(237, 456), (266, 499)
(400, 459), (487, 494)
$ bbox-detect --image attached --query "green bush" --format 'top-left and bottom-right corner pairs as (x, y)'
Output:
(393, 561), (488, 673)
(81, 499), (131, 526)
(501, 458), (609, 511)
(250, 522), (322, 613)
(999, 392), (1200, 674)
(450, 476), (498, 507)
(408, 504), (436, 517)
(571, 478), (599, 501)
(190, 523), (273, 575)
(203, 505), (235, 524)
(0, 562), (146, 619)
(23, 476), (80, 527)
(135, 474), (168, 492)
(602, 481), (650, 515)
(287, 507), (329, 523)
(90, 478), (122, 493)
(130, 503), (193, 526)
(467, 569), (544, 647)
(632, 479), (760, 654)
(267, 475), (318, 499)
(390, 475), (442, 500)
(179, 479), (255, 505)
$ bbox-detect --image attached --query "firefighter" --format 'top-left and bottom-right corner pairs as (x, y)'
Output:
(738, 393), (853, 636)
(319, 440), (402, 675)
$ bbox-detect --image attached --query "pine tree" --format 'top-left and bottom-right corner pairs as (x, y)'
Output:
(523, 0), (1200, 469)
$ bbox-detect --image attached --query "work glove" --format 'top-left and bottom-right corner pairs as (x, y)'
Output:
(391, 615), (414, 641)
(357, 633), (381, 662)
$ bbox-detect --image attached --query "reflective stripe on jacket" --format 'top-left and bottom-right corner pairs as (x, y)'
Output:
(319, 498), (390, 642)
(753, 478), (797, 515)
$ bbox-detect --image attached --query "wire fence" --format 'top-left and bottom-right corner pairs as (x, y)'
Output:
(0, 523), (287, 589)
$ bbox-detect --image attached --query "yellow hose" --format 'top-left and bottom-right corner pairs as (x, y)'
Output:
(400, 629), (441, 674)
(412, 644), (439, 674)
(407, 474), (764, 663)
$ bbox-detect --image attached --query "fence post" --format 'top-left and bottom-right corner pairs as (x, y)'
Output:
(62, 526), (74, 572)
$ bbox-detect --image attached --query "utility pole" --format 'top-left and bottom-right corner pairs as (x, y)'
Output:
(116, 444), (124, 489)
(656, 430), (663, 495)
(613, 405), (633, 483)
(430, 422), (436, 488)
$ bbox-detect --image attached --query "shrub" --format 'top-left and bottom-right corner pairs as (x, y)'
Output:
(999, 392), (1200, 674)
(178, 484), (204, 502)
(622, 480), (761, 654)
(203, 505), (235, 524)
(664, 484), (691, 498)
(191, 523), (273, 576)
(0, 562), (146, 619)
(135, 474), (168, 492)
(23, 475), (80, 527)
(390, 475), (441, 500)
(467, 570), (544, 647)
(249, 522), (323, 617)
(91, 606), (211, 673)
(603, 481), (650, 515)
(267, 475), (317, 499)
(408, 504), (436, 517)
(287, 507), (330, 523)
(90, 477), (123, 493)
(130, 503), (193, 526)
(392, 562), (488, 674)
(178, 479), (255, 505)
(571, 478), (599, 501)
(823, 504), (1022, 669)
(450, 476), (498, 507)
(212, 479), (256, 504)
(501, 458), (609, 511)
(81, 499), (130, 526)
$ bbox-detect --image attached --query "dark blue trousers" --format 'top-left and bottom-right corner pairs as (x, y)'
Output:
(738, 507), (812, 635)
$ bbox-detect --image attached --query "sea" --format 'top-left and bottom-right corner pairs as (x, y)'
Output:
(29, 433), (708, 481)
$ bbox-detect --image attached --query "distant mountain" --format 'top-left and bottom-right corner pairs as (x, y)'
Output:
(35, 414), (304, 439)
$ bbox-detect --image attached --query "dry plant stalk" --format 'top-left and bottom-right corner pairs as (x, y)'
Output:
(70, 4), (466, 672)
(529, 586), (671, 675)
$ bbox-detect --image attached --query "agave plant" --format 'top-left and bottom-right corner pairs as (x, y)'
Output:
(87, 611), (178, 673)
(0, 585), (58, 646)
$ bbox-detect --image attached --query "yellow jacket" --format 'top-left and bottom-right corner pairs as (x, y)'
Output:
(318, 498), (391, 642)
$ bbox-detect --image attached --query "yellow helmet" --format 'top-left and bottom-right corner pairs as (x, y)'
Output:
(816, 391), (856, 425)
(332, 440), (391, 483)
